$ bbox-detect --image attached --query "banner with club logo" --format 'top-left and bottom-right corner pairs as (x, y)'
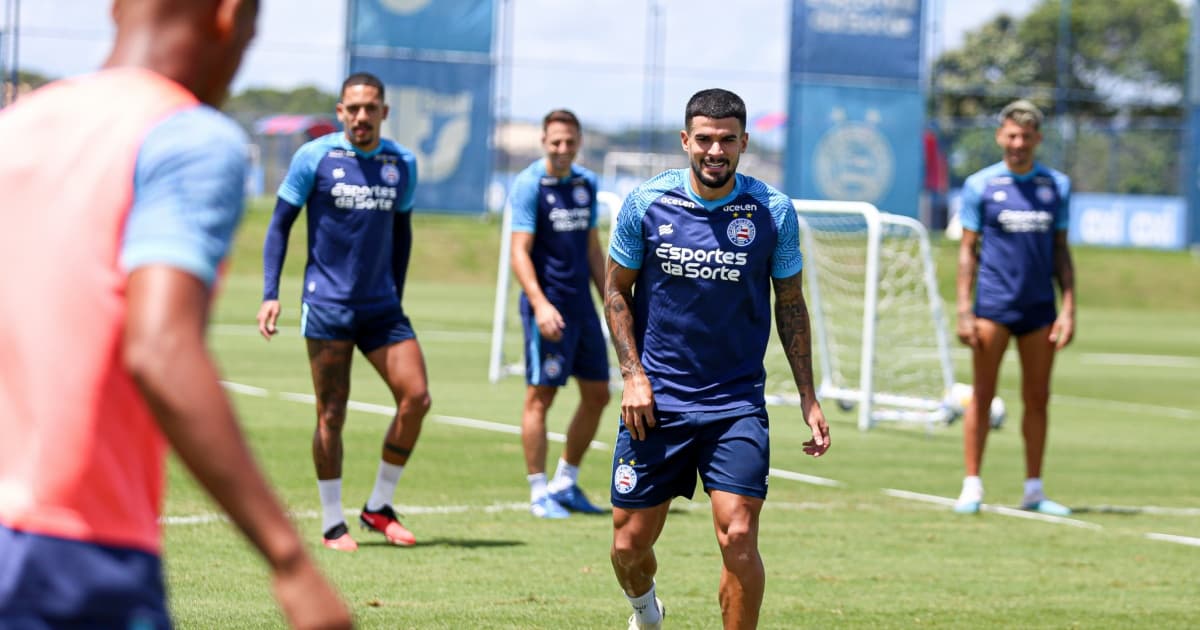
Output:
(348, 0), (495, 212)
(785, 0), (924, 218)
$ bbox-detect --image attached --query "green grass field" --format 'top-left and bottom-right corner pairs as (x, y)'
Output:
(167, 199), (1200, 628)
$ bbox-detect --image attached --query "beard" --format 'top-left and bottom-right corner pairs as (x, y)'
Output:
(691, 158), (735, 189)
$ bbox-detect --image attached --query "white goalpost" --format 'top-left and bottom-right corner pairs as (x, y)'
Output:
(781, 199), (958, 431)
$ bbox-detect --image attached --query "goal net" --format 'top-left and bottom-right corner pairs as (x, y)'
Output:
(772, 200), (958, 430)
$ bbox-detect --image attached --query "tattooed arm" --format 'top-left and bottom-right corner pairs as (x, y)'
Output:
(773, 271), (830, 457)
(605, 257), (656, 441)
(1050, 230), (1076, 349)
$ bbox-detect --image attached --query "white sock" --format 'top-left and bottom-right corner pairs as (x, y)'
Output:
(958, 476), (983, 503)
(528, 472), (548, 503)
(627, 582), (662, 625)
(366, 461), (405, 511)
(318, 478), (344, 533)
(547, 458), (579, 494)
(1023, 478), (1044, 503)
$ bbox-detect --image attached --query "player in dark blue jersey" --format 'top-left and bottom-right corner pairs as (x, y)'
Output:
(509, 109), (611, 519)
(604, 89), (830, 630)
(257, 72), (430, 551)
(953, 100), (1077, 517)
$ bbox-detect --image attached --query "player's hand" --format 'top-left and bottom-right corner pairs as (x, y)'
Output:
(271, 555), (353, 629)
(802, 400), (830, 457)
(956, 312), (979, 349)
(535, 303), (565, 342)
(257, 300), (281, 340)
(620, 373), (656, 441)
(1049, 311), (1074, 350)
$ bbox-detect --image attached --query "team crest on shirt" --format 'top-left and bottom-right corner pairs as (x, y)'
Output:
(727, 218), (756, 247)
(992, 190), (1008, 202)
(572, 185), (591, 206)
(1036, 185), (1055, 204)
(381, 163), (401, 186)
(614, 464), (638, 494)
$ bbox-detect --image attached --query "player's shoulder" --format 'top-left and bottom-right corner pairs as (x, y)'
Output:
(292, 132), (344, 163)
(631, 169), (687, 200)
(964, 161), (1008, 190)
(738, 173), (792, 213)
(570, 163), (599, 185)
(379, 138), (416, 161)
(140, 105), (247, 169)
(1033, 162), (1070, 187)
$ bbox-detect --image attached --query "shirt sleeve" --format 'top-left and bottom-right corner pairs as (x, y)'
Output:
(770, 195), (803, 278)
(1054, 172), (1071, 231)
(608, 194), (645, 269)
(587, 172), (600, 230)
(398, 151), (418, 213)
(277, 141), (320, 207)
(508, 170), (540, 234)
(959, 174), (984, 232)
(120, 106), (248, 287)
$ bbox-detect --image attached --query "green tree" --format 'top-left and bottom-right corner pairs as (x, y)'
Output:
(223, 85), (338, 117)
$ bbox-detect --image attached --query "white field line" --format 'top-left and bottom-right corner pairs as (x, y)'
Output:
(881, 488), (1103, 530)
(1080, 353), (1200, 369)
(768, 468), (845, 488)
(1145, 532), (1200, 547)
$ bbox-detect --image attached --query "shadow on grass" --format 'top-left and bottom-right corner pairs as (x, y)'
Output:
(359, 538), (526, 549)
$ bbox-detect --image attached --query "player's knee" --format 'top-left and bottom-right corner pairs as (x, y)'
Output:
(611, 535), (652, 567)
(317, 406), (348, 433)
(401, 389), (431, 417)
(717, 520), (758, 554)
(585, 386), (611, 410)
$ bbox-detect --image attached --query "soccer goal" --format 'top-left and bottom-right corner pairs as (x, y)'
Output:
(487, 190), (623, 384)
(773, 200), (958, 431)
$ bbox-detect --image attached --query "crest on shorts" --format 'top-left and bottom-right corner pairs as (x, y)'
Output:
(543, 354), (563, 379)
(573, 185), (591, 206)
(727, 218), (756, 247)
(381, 163), (401, 186)
(614, 464), (638, 494)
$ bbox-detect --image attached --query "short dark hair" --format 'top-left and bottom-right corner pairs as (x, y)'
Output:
(685, 89), (746, 131)
(341, 72), (385, 101)
(543, 109), (581, 132)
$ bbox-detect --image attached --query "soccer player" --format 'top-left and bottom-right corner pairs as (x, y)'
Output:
(605, 88), (830, 630)
(953, 99), (1076, 516)
(508, 109), (611, 519)
(0, 1), (352, 628)
(258, 71), (431, 552)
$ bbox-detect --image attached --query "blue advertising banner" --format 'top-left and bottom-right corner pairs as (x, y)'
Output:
(349, 57), (493, 212)
(786, 82), (922, 217)
(790, 0), (923, 82)
(1184, 1), (1200, 245)
(1069, 193), (1188, 250)
(350, 0), (494, 54)
(785, 0), (925, 218)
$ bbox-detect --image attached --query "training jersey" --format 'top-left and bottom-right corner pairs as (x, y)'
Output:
(960, 161), (1070, 313)
(508, 159), (600, 317)
(275, 132), (417, 306)
(609, 170), (803, 412)
(0, 68), (248, 555)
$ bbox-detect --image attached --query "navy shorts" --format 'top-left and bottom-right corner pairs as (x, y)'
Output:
(0, 524), (171, 629)
(300, 300), (415, 353)
(520, 299), (609, 387)
(610, 404), (770, 508)
(977, 301), (1057, 337)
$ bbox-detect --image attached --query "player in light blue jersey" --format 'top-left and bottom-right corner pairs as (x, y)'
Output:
(509, 110), (610, 519)
(953, 100), (1077, 517)
(257, 72), (430, 551)
(604, 89), (830, 630)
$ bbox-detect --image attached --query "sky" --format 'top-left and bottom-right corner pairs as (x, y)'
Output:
(4, 0), (1044, 129)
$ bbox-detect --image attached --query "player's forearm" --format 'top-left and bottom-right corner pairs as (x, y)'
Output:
(604, 260), (643, 380)
(124, 270), (306, 572)
(1054, 240), (1076, 315)
(510, 246), (551, 309)
(773, 274), (818, 404)
(262, 198), (301, 300)
(955, 239), (978, 314)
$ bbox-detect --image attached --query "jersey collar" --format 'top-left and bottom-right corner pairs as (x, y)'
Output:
(684, 172), (743, 211)
(338, 133), (385, 159)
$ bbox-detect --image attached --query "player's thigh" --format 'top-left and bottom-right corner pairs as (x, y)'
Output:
(1015, 324), (1056, 405)
(696, 406), (770, 500)
(971, 317), (1011, 390)
(364, 337), (429, 400)
(610, 412), (699, 508)
(570, 311), (610, 382)
(709, 489), (764, 544)
(612, 501), (672, 551)
(305, 338), (355, 404)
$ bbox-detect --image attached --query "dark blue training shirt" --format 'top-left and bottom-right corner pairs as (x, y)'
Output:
(960, 161), (1070, 316)
(609, 169), (803, 413)
(508, 159), (599, 316)
(270, 132), (417, 306)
